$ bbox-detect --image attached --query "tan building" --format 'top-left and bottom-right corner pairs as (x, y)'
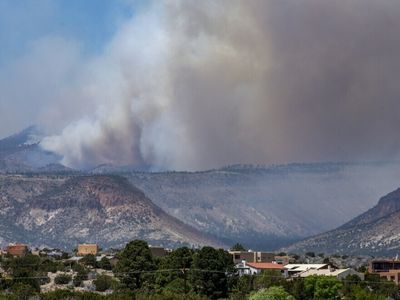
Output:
(229, 251), (275, 264)
(77, 244), (98, 256)
(369, 260), (400, 284)
(7, 244), (28, 257)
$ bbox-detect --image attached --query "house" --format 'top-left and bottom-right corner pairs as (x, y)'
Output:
(297, 267), (364, 280)
(284, 264), (328, 276)
(229, 250), (275, 264)
(236, 261), (288, 278)
(77, 244), (98, 256)
(369, 260), (400, 284)
(6, 244), (28, 257)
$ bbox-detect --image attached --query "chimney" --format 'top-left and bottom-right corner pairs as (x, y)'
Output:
(242, 259), (246, 267)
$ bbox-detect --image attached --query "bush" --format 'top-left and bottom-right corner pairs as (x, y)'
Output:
(9, 283), (38, 300)
(80, 254), (97, 268)
(250, 286), (295, 300)
(94, 274), (113, 292)
(54, 274), (72, 285)
(98, 257), (112, 270)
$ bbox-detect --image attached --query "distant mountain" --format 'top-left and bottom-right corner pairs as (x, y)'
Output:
(0, 126), (66, 173)
(284, 188), (400, 255)
(0, 174), (221, 249)
(114, 163), (400, 250)
(4, 127), (400, 251)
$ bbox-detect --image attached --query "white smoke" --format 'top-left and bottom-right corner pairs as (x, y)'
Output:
(40, 0), (400, 170)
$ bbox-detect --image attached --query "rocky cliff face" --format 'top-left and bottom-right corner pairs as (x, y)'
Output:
(0, 174), (221, 250)
(284, 188), (400, 255)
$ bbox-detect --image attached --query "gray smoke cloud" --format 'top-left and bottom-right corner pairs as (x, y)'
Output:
(40, 0), (400, 170)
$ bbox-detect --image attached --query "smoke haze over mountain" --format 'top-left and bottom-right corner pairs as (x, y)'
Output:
(3, 1), (400, 170)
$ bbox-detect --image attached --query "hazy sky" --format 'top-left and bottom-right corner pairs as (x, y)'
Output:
(2, 0), (400, 170)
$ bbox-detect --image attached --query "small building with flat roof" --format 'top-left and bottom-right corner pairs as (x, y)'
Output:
(7, 244), (28, 257)
(77, 244), (98, 256)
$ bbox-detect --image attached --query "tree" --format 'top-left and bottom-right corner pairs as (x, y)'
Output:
(304, 275), (342, 300)
(230, 243), (246, 251)
(156, 247), (194, 291)
(114, 240), (156, 290)
(9, 283), (38, 300)
(3, 254), (42, 291)
(98, 256), (112, 270)
(249, 286), (295, 300)
(231, 274), (254, 299)
(190, 247), (234, 299)
(94, 274), (114, 292)
(254, 270), (285, 290)
(80, 254), (97, 268)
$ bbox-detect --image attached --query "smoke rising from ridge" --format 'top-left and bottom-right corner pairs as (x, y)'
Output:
(40, 0), (400, 170)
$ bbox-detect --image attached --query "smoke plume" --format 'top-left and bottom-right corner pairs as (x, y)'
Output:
(40, 0), (400, 170)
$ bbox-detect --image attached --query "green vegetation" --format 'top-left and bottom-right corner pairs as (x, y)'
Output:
(1, 241), (400, 299)
(54, 274), (72, 285)
(94, 274), (114, 292)
(250, 286), (295, 300)
(230, 243), (246, 251)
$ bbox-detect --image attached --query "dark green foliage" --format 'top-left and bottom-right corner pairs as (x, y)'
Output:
(39, 259), (63, 273)
(9, 283), (38, 300)
(41, 289), (134, 300)
(303, 275), (342, 300)
(98, 257), (112, 270)
(114, 240), (156, 290)
(190, 246), (234, 299)
(230, 243), (246, 251)
(94, 274), (113, 292)
(2, 254), (42, 291)
(231, 274), (254, 299)
(73, 267), (88, 287)
(1, 240), (400, 299)
(253, 270), (286, 290)
(156, 246), (193, 291)
(80, 254), (97, 268)
(54, 273), (72, 285)
(249, 286), (295, 300)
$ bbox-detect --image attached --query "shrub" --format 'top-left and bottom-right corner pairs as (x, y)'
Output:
(94, 274), (113, 292)
(54, 274), (72, 285)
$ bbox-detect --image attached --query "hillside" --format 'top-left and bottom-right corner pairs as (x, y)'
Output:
(284, 188), (400, 255)
(0, 174), (221, 249)
(4, 128), (400, 250)
(115, 163), (400, 249)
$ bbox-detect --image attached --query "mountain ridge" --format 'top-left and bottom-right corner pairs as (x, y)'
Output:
(284, 187), (400, 255)
(0, 174), (222, 249)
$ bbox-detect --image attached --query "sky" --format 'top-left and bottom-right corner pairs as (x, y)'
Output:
(2, 0), (400, 170)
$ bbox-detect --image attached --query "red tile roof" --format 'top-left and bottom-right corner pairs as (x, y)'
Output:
(247, 262), (286, 270)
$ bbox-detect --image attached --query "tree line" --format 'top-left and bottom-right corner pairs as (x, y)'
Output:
(0, 240), (400, 299)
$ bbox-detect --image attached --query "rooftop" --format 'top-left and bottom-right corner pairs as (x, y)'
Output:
(297, 268), (351, 277)
(247, 262), (286, 270)
(285, 264), (328, 272)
